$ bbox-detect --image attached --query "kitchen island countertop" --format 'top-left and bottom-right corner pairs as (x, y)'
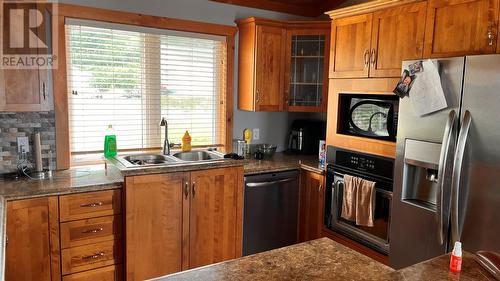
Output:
(153, 238), (494, 281)
(153, 238), (393, 281)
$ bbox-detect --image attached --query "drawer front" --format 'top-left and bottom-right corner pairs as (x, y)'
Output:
(61, 215), (122, 249)
(62, 265), (122, 281)
(60, 190), (122, 222)
(62, 240), (122, 275)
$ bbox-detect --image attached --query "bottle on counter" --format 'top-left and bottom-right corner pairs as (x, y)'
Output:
(104, 125), (117, 158)
(449, 241), (463, 273)
(182, 131), (192, 152)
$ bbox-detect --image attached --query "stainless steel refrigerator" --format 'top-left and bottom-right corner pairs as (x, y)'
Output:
(390, 54), (500, 269)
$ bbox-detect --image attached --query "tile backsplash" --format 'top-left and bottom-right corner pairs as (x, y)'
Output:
(0, 111), (56, 174)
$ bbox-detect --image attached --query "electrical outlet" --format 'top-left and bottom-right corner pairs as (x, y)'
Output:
(253, 128), (260, 140)
(17, 136), (30, 153)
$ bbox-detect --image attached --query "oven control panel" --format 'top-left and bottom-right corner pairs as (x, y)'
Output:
(348, 156), (376, 171)
(327, 145), (394, 180)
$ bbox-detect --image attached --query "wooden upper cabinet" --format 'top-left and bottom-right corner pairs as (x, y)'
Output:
(237, 18), (285, 112)
(125, 172), (189, 281)
(6, 197), (60, 281)
(370, 2), (427, 77)
(424, 0), (499, 57)
(0, 2), (52, 112)
(298, 170), (325, 243)
(255, 25), (286, 111)
(330, 14), (373, 78)
(0, 69), (50, 111)
(189, 167), (244, 268)
(284, 26), (330, 112)
(237, 18), (330, 112)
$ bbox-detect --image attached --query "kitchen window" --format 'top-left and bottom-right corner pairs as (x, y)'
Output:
(65, 19), (228, 155)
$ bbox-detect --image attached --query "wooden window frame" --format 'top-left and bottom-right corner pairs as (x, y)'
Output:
(53, 4), (237, 169)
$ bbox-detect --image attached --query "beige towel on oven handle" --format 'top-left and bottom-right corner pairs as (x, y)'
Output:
(341, 174), (357, 222)
(355, 178), (376, 227)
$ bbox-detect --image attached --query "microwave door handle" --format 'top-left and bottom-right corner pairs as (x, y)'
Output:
(450, 110), (472, 244)
(436, 110), (457, 245)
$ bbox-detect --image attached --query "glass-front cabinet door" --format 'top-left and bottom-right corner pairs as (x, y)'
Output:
(285, 28), (330, 112)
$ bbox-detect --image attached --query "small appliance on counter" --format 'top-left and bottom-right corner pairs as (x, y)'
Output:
(287, 120), (326, 154)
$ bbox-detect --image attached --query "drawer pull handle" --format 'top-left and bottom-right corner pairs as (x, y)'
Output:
(82, 252), (105, 260)
(82, 227), (104, 234)
(80, 202), (103, 208)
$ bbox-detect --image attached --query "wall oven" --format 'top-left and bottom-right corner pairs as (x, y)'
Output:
(337, 94), (399, 142)
(325, 146), (394, 254)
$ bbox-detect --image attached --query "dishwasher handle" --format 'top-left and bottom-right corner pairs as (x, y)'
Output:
(246, 178), (295, 187)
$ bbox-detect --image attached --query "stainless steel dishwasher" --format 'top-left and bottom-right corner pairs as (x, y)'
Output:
(242, 170), (299, 256)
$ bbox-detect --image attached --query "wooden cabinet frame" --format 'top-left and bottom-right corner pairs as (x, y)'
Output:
(237, 17), (330, 112)
(326, 78), (399, 159)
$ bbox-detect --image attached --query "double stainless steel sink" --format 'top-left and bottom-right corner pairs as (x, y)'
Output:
(116, 150), (225, 168)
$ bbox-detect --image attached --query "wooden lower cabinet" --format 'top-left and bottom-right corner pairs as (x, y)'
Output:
(62, 265), (122, 281)
(125, 172), (188, 281)
(189, 167), (244, 268)
(6, 197), (61, 281)
(298, 170), (325, 243)
(125, 166), (244, 281)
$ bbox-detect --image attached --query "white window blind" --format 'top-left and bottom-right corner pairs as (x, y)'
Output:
(66, 21), (227, 153)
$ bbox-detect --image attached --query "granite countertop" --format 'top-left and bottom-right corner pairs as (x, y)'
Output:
(243, 153), (324, 175)
(153, 238), (495, 281)
(389, 252), (494, 281)
(0, 164), (123, 200)
(0, 152), (323, 281)
(153, 238), (393, 281)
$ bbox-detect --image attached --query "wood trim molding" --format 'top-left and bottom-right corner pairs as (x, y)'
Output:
(326, 0), (422, 19)
(53, 4), (237, 169)
(58, 4), (237, 36)
(54, 15), (70, 170)
(212, 0), (344, 17)
(235, 17), (330, 28)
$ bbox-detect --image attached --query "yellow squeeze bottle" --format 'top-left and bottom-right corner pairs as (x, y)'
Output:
(182, 131), (192, 152)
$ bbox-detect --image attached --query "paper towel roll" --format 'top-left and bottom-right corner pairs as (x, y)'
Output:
(34, 133), (43, 172)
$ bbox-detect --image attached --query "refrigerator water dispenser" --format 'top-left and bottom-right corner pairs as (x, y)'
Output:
(402, 139), (442, 210)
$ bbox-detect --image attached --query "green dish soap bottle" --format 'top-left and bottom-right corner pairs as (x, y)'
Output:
(104, 125), (117, 158)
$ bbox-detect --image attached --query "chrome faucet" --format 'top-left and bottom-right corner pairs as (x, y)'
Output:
(160, 117), (170, 155)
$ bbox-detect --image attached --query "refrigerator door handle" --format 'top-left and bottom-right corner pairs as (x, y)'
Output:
(451, 110), (472, 244)
(436, 110), (457, 245)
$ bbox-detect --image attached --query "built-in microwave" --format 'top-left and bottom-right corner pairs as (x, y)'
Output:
(337, 94), (399, 142)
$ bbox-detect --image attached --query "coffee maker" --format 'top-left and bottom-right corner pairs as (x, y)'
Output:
(287, 120), (326, 154)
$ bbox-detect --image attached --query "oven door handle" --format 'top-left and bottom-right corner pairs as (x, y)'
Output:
(333, 178), (391, 197)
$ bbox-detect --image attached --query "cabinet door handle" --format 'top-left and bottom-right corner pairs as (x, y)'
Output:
(363, 50), (370, 68)
(488, 29), (495, 46)
(192, 181), (196, 198)
(256, 90), (260, 103)
(370, 49), (376, 67)
(42, 82), (46, 100)
(318, 184), (323, 193)
(184, 180), (189, 199)
(82, 252), (105, 261)
(82, 227), (104, 234)
(80, 202), (103, 208)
